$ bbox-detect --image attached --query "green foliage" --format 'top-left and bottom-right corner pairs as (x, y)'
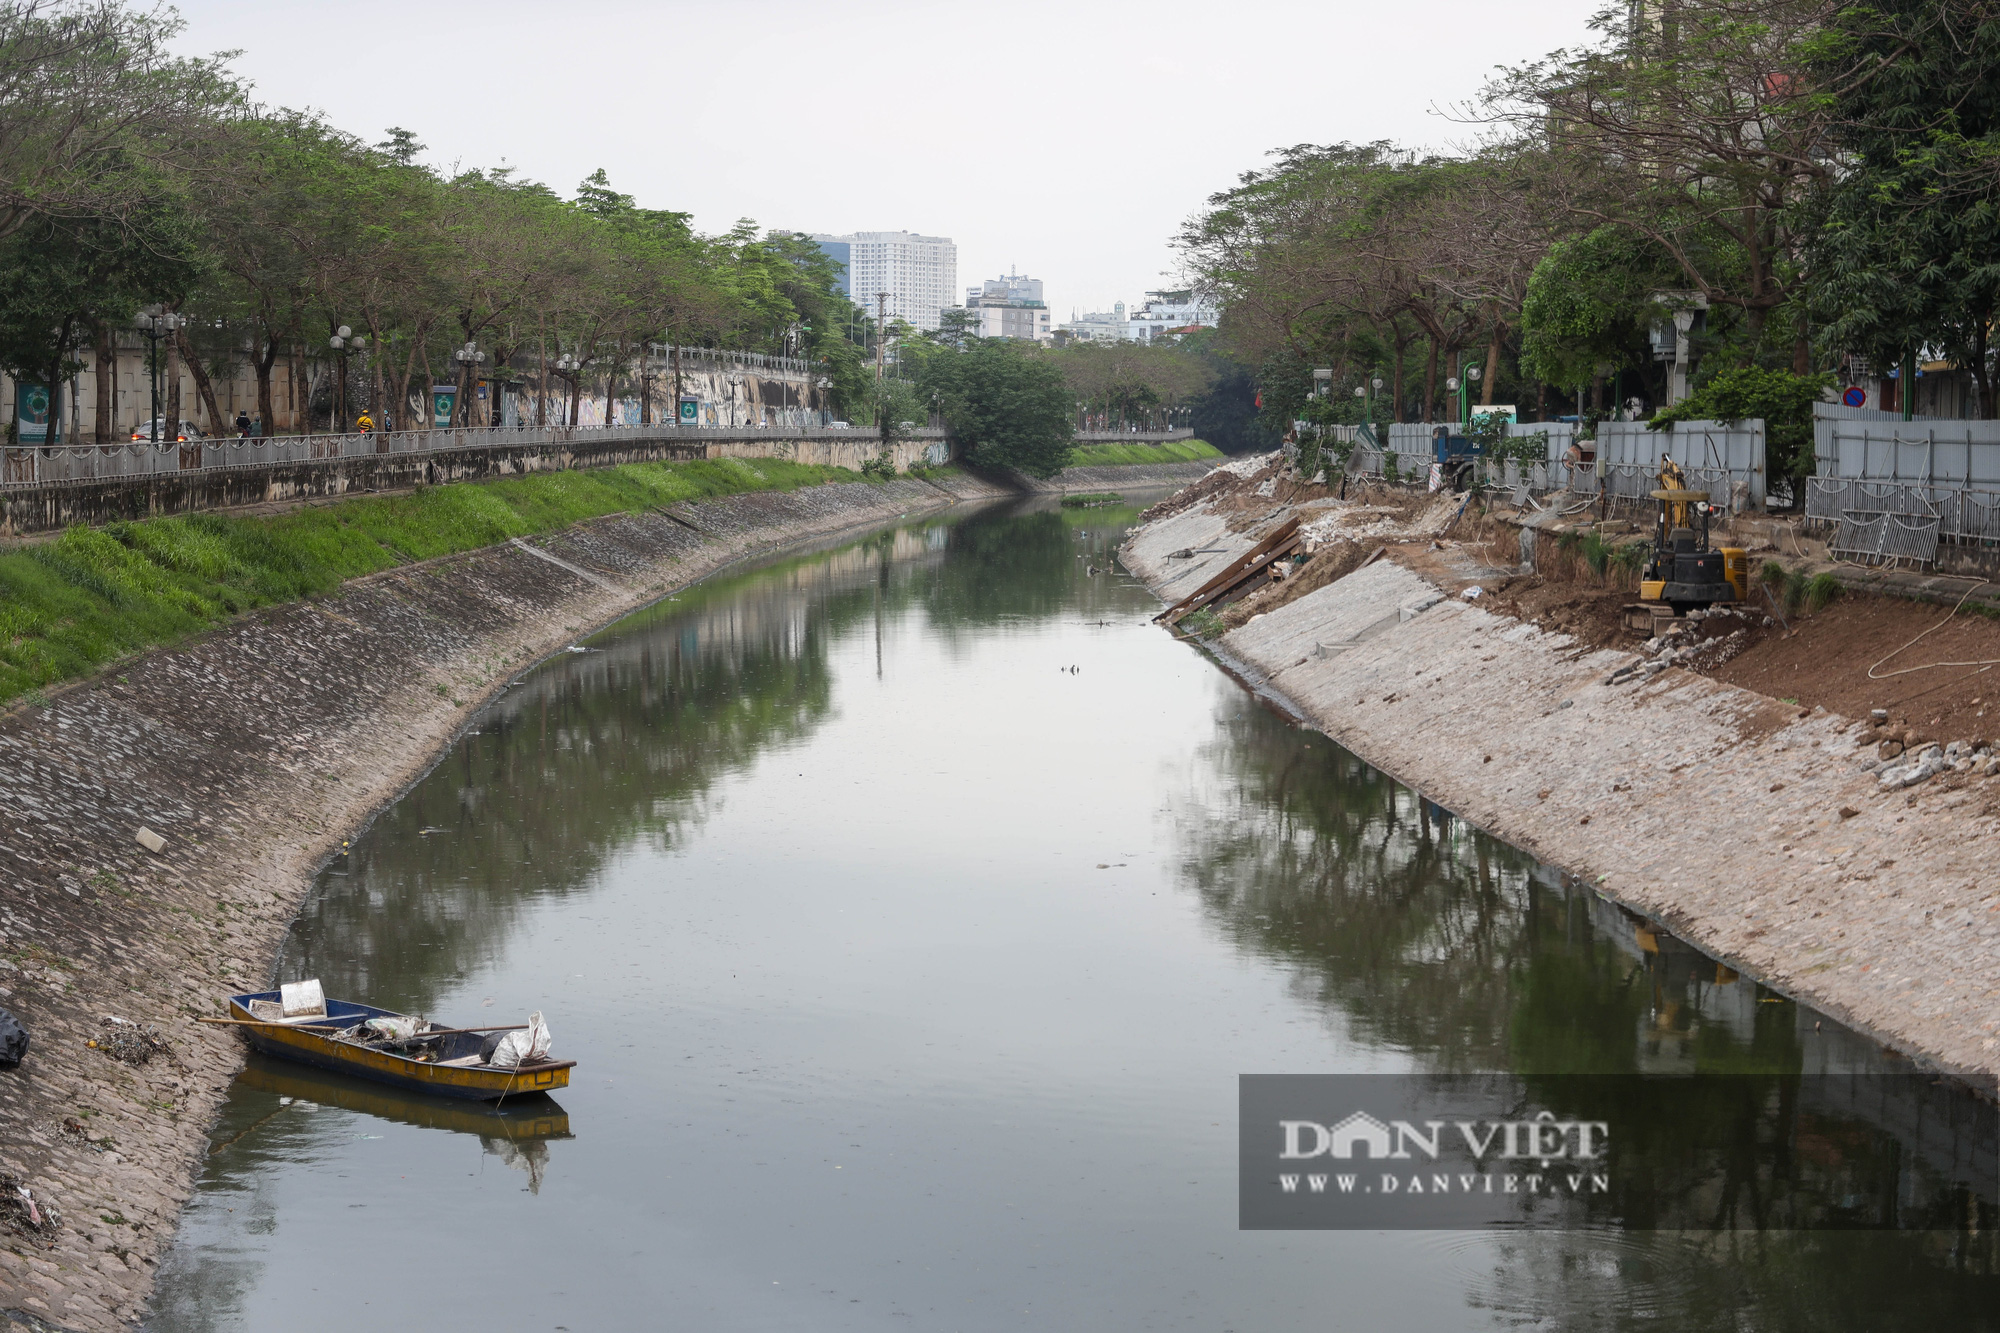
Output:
(1176, 607), (1226, 639)
(858, 451), (897, 480)
(919, 340), (1075, 478)
(1647, 366), (1833, 482)
(1804, 572), (1842, 614)
(1046, 339), (1215, 429)
(1519, 227), (1686, 391)
(1799, 2), (2000, 414)
(1067, 439), (1222, 466)
(0, 458), (854, 705)
(1764, 564), (1837, 616)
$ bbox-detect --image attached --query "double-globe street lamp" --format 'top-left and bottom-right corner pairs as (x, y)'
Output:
(134, 308), (187, 444)
(1444, 363), (1483, 427)
(328, 325), (368, 431)
(1352, 376), (1384, 437)
(454, 341), (488, 426)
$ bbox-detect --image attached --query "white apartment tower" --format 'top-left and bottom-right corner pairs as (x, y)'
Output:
(810, 231), (957, 332)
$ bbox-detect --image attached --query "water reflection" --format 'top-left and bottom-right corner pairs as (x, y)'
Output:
(152, 497), (1999, 1332)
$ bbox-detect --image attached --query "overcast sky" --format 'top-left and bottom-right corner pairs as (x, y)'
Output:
(168, 0), (1597, 321)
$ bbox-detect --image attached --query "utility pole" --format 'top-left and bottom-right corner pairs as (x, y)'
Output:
(876, 291), (889, 447)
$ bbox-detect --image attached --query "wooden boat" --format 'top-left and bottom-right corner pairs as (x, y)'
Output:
(236, 1055), (572, 1141)
(225, 990), (574, 1102)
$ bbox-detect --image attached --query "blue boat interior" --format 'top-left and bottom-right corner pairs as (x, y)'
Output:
(228, 991), (500, 1065)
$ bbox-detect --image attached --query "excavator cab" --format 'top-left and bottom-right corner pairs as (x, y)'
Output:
(1639, 457), (1747, 616)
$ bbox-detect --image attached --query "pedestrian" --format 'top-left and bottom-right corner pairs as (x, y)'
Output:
(234, 410), (251, 438)
(356, 411), (374, 434)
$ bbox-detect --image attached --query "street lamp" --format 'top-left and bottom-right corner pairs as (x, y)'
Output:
(328, 325), (369, 432)
(1448, 363), (1483, 426)
(454, 341), (488, 426)
(555, 353), (579, 426)
(134, 308), (185, 444)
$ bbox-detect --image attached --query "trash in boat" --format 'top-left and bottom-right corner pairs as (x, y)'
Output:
(0, 1008), (27, 1069)
(365, 1015), (424, 1042)
(486, 1012), (553, 1068)
(216, 986), (573, 1101)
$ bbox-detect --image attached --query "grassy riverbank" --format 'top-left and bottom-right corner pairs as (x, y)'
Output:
(1068, 439), (1221, 466)
(0, 457), (864, 706)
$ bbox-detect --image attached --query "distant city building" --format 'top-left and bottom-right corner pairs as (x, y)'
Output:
(1124, 290), (1219, 342)
(1058, 303), (1126, 343)
(964, 272), (1052, 342)
(809, 231), (957, 332)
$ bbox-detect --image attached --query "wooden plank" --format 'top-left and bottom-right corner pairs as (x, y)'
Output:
(1157, 516), (1303, 622)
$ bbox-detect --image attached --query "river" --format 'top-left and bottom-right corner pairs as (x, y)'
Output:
(149, 497), (1998, 1331)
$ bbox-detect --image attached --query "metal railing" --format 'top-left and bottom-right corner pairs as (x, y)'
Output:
(1806, 477), (2000, 547)
(0, 421), (949, 490)
(1072, 429), (1197, 442)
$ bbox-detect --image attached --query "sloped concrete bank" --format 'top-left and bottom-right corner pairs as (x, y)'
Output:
(0, 475), (1012, 1331)
(1123, 498), (2000, 1093)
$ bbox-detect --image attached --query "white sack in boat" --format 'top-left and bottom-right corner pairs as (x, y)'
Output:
(490, 1012), (552, 1067)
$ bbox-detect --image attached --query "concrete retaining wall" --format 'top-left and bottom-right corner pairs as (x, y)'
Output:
(1123, 505), (2000, 1091)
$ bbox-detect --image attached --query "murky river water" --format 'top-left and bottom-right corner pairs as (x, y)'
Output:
(151, 498), (1998, 1331)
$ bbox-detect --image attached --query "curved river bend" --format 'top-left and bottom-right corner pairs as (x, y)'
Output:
(151, 499), (1999, 1331)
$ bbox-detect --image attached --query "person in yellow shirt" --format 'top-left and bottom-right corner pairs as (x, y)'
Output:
(356, 412), (374, 433)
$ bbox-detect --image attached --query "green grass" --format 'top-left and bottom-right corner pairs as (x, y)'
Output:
(1067, 438), (1223, 467)
(0, 457), (863, 706)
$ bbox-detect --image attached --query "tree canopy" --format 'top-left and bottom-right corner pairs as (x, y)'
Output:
(0, 0), (879, 437)
(919, 340), (1074, 478)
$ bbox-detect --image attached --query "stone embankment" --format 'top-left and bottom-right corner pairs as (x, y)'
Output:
(1123, 459), (2000, 1091)
(0, 471), (1057, 1330)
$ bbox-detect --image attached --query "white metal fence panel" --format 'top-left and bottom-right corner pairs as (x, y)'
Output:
(1813, 420), (2000, 485)
(1595, 419), (1766, 508)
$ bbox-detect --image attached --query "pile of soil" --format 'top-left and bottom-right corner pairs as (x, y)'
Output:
(1483, 579), (1649, 652)
(1714, 593), (2000, 744)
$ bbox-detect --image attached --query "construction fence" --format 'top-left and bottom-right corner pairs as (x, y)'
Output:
(1806, 416), (2000, 567)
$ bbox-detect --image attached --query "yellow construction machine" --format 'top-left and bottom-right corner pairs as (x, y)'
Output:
(1638, 458), (1748, 616)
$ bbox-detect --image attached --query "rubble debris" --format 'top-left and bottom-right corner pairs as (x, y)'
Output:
(134, 826), (166, 854)
(0, 1174), (61, 1241)
(92, 1016), (178, 1067)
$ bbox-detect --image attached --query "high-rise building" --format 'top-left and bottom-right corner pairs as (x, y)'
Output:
(964, 273), (1052, 343)
(809, 231), (957, 332)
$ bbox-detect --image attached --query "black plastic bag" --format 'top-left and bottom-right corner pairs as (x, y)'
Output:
(0, 1008), (27, 1069)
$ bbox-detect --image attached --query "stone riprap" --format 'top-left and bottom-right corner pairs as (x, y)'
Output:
(0, 476), (1006, 1331)
(1123, 505), (2000, 1090)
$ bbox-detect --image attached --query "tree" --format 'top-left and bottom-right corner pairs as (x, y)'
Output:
(1800, 0), (2000, 415)
(1519, 225), (1684, 406)
(1485, 0), (1904, 365)
(0, 0), (239, 241)
(920, 340), (1073, 477)
(0, 201), (203, 441)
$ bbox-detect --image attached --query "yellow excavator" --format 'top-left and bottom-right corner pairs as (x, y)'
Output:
(1639, 458), (1748, 615)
